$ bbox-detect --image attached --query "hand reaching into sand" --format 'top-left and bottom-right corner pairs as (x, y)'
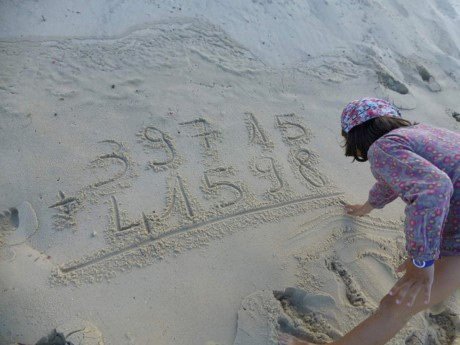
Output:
(389, 258), (435, 306)
(278, 333), (313, 345)
(344, 201), (374, 216)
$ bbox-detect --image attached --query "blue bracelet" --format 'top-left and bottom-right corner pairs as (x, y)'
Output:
(412, 259), (435, 268)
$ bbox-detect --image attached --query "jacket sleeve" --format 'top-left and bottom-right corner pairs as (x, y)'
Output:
(368, 140), (453, 261)
(368, 181), (398, 209)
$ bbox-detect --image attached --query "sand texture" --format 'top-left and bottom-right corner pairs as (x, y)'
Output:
(1, 1), (459, 344)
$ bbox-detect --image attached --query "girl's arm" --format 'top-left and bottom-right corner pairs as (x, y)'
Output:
(345, 201), (374, 216)
(368, 180), (398, 209)
(369, 140), (453, 262)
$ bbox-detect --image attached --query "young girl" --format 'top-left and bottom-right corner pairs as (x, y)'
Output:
(280, 97), (460, 345)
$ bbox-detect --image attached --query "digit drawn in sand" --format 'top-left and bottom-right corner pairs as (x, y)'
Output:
(275, 114), (311, 146)
(179, 118), (221, 158)
(250, 156), (292, 202)
(290, 148), (328, 188)
(92, 140), (130, 188)
(274, 114), (328, 188)
(137, 126), (181, 171)
(111, 196), (141, 233)
(110, 174), (203, 240)
(326, 258), (369, 308)
(245, 112), (274, 149)
(49, 191), (80, 230)
(201, 167), (244, 208)
(254, 157), (283, 193)
(165, 174), (199, 220)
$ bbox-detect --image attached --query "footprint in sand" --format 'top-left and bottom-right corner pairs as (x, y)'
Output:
(0, 207), (19, 246)
(405, 331), (425, 345)
(56, 319), (104, 345)
(406, 309), (460, 345)
(427, 309), (459, 345)
(377, 71), (409, 95)
(32, 320), (104, 345)
(0, 202), (38, 247)
(275, 287), (342, 344)
(416, 65), (442, 92)
(326, 258), (369, 308)
(452, 112), (460, 122)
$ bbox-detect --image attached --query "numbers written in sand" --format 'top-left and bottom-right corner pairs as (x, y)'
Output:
(133, 113), (330, 215)
(52, 112), (335, 282)
(50, 114), (328, 230)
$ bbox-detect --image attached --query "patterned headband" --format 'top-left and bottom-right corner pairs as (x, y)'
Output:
(341, 97), (401, 133)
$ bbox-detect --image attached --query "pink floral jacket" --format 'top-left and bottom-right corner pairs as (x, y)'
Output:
(368, 124), (460, 261)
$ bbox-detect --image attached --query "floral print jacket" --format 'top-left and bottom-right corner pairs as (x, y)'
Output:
(367, 124), (460, 261)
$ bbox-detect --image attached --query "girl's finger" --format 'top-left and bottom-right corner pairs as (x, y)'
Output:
(424, 283), (432, 304)
(395, 281), (413, 304)
(344, 204), (358, 210)
(406, 283), (422, 307)
(389, 276), (408, 296)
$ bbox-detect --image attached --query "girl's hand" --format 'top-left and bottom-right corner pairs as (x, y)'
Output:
(389, 259), (435, 306)
(344, 201), (374, 216)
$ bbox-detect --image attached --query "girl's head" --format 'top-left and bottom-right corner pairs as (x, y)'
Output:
(341, 98), (413, 162)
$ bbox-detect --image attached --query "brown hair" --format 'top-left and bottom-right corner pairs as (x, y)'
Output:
(342, 116), (414, 162)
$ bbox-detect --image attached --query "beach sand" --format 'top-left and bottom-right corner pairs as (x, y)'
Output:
(0, 1), (459, 344)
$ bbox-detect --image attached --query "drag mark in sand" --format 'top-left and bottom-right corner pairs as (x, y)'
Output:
(58, 192), (343, 275)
